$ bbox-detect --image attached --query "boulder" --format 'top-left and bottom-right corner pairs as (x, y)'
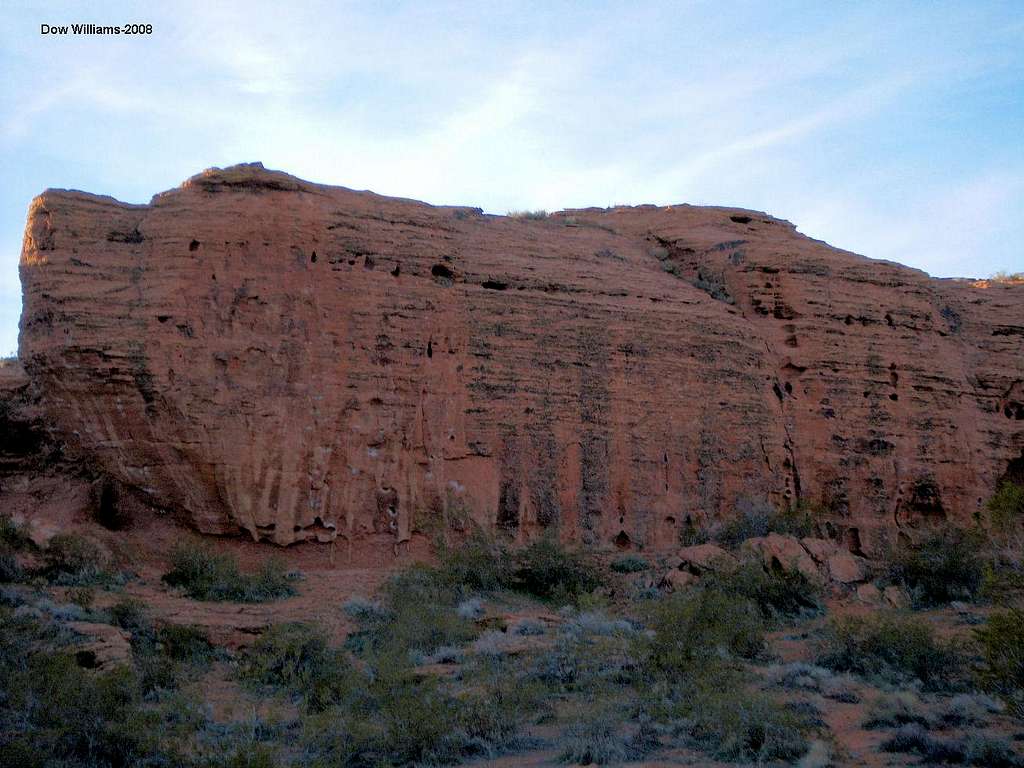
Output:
(67, 621), (132, 669)
(800, 537), (838, 564)
(856, 583), (883, 605)
(827, 551), (867, 584)
(743, 533), (820, 581)
(677, 543), (738, 573)
(882, 585), (910, 609)
(660, 569), (698, 591)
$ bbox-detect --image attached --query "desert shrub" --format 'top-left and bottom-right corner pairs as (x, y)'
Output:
(455, 668), (547, 757)
(341, 596), (390, 623)
(196, 745), (282, 768)
(558, 710), (630, 765)
(66, 587), (95, 610)
(43, 533), (114, 586)
(241, 623), (359, 712)
(817, 613), (967, 691)
(436, 530), (511, 591)
(863, 691), (933, 729)
(976, 609), (1024, 717)
(678, 519), (711, 547)
(0, 551), (23, 583)
(766, 662), (860, 702)
(0, 606), (173, 766)
(511, 537), (601, 601)
(509, 617), (546, 636)
(882, 725), (1022, 767)
(988, 482), (1024, 537)
(456, 596), (484, 620)
(651, 665), (811, 763)
(643, 588), (764, 677)
(0, 514), (32, 551)
(377, 565), (479, 655)
(886, 528), (986, 607)
(610, 554), (650, 573)
(302, 664), (541, 766)
(162, 543), (295, 602)
(528, 617), (639, 694)
(940, 693), (1004, 726)
(990, 271), (1024, 283)
(157, 624), (216, 665)
(108, 597), (153, 637)
(980, 562), (1024, 606)
(714, 498), (814, 548)
(706, 558), (821, 622)
(507, 209), (548, 220)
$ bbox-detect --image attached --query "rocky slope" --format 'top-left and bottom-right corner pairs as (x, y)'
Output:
(16, 163), (1024, 551)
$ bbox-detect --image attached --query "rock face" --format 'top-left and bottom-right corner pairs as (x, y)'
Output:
(17, 163), (1024, 551)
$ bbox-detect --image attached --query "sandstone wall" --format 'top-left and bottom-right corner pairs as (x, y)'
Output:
(18, 164), (1024, 552)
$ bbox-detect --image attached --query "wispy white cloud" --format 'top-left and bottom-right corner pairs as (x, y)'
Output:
(0, 0), (1022, 354)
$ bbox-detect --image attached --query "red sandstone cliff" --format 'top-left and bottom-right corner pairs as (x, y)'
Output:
(16, 163), (1024, 553)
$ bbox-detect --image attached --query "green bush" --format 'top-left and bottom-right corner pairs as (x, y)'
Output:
(714, 498), (814, 548)
(887, 528), (986, 607)
(643, 588), (764, 677)
(635, 662), (812, 763)
(0, 514), (32, 551)
(816, 613), (967, 691)
(436, 530), (511, 591)
(980, 562), (1024, 606)
(241, 623), (359, 712)
(988, 482), (1024, 536)
(108, 597), (154, 637)
(976, 609), (1024, 717)
(43, 533), (114, 585)
(558, 710), (631, 765)
(610, 555), (650, 573)
(352, 565), (479, 658)
(705, 558), (821, 622)
(882, 725), (1023, 767)
(0, 551), (23, 583)
(0, 606), (179, 766)
(510, 537), (602, 601)
(162, 543), (295, 602)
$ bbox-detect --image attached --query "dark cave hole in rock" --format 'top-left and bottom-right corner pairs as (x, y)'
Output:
(773, 381), (785, 401)
(784, 382), (793, 395)
(363, 255), (375, 269)
(889, 393), (898, 401)
(426, 339), (433, 358)
(908, 478), (945, 519)
(1001, 450), (1024, 486)
(310, 250), (317, 263)
(844, 315), (854, 325)
(843, 527), (865, 556)
(730, 215), (752, 224)
(188, 239), (200, 251)
(431, 264), (455, 284)
(1004, 402), (1024, 420)
(614, 531), (632, 550)
(95, 479), (130, 530)
(156, 315), (171, 323)
(482, 280), (508, 290)
(391, 263), (400, 277)
(75, 650), (98, 669)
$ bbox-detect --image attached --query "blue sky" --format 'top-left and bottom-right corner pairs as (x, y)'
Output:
(1, 0), (1022, 355)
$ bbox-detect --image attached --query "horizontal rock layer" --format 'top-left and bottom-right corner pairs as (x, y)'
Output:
(18, 164), (1024, 550)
